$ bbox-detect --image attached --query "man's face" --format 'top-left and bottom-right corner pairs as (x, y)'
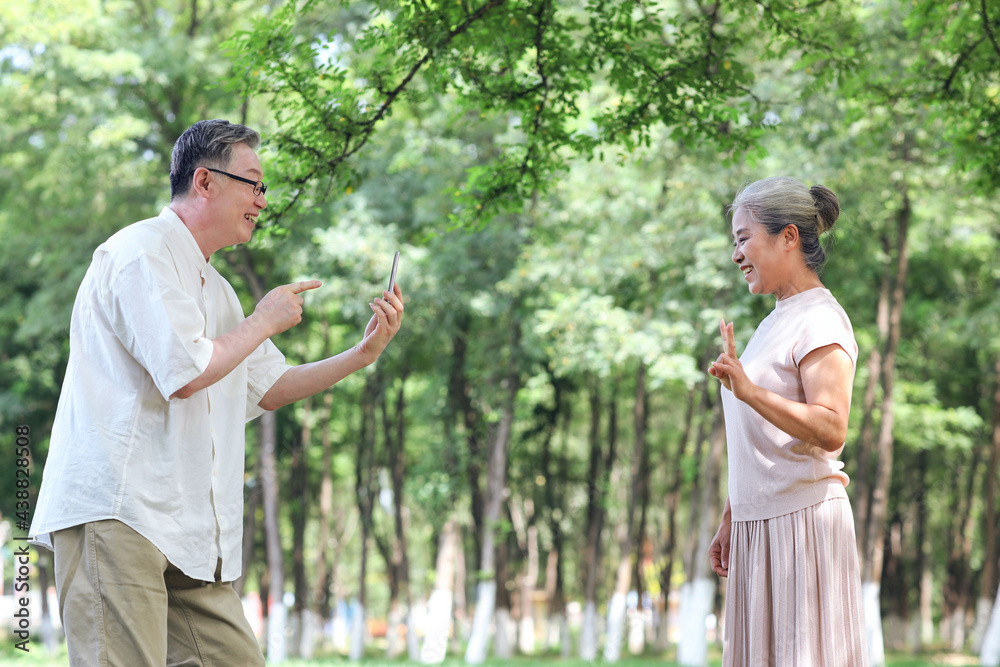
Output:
(214, 142), (266, 247)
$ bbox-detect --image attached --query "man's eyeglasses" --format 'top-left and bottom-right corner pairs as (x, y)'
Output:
(205, 168), (267, 197)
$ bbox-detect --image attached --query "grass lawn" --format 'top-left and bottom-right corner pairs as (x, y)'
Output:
(0, 645), (982, 667)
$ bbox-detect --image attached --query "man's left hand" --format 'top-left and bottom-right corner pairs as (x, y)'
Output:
(357, 282), (404, 362)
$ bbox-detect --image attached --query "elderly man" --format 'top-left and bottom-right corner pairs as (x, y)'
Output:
(30, 119), (404, 665)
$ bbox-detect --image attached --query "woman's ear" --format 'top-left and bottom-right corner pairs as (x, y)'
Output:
(782, 223), (800, 249)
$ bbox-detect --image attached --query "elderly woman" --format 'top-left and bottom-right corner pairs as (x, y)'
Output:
(708, 176), (868, 665)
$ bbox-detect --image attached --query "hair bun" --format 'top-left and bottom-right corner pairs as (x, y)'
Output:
(810, 185), (840, 234)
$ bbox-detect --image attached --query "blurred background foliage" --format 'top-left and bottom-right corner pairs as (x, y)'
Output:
(1, 0), (999, 664)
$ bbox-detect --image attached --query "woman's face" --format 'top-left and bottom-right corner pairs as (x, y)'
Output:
(730, 208), (785, 297)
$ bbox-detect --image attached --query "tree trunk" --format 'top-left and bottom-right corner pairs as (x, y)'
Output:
(861, 187), (911, 667)
(512, 498), (539, 655)
(656, 376), (702, 651)
(260, 409), (287, 663)
(605, 363), (649, 661)
(441, 321), (471, 657)
(852, 249), (891, 545)
(38, 551), (57, 653)
(579, 378), (603, 661)
(580, 378), (618, 660)
(515, 368), (565, 657)
(351, 375), (379, 661)
(881, 515), (908, 651)
(397, 373), (420, 660)
(451, 523), (469, 656)
(465, 323), (520, 664)
(915, 449), (932, 651)
(421, 518), (460, 663)
(235, 461), (261, 599)
(259, 554), (270, 638)
(544, 374), (570, 657)
(289, 403), (310, 658)
(943, 441), (982, 651)
(682, 379), (713, 579)
(631, 372), (653, 657)
(382, 370), (415, 659)
(677, 401), (726, 667)
(983, 581), (1000, 665)
(494, 521), (512, 659)
(303, 390), (336, 659)
(448, 313), (485, 567)
(974, 357), (1000, 653)
(234, 249), (285, 658)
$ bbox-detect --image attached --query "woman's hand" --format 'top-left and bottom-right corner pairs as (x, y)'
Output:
(709, 501), (732, 578)
(708, 319), (756, 402)
(710, 317), (855, 452)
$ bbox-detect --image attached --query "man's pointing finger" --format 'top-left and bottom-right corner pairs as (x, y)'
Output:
(289, 280), (323, 294)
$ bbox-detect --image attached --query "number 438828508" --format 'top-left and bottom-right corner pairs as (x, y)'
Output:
(14, 425), (31, 529)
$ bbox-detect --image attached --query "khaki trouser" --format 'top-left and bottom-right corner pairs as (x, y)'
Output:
(52, 520), (264, 667)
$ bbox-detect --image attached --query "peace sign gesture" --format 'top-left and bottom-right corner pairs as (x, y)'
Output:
(708, 319), (754, 401)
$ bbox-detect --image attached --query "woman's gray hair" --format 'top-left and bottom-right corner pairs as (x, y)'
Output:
(729, 176), (840, 273)
(169, 119), (261, 200)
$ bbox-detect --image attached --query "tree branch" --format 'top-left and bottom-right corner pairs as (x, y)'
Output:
(188, 0), (199, 38)
(703, 1), (721, 77)
(754, 0), (832, 52)
(364, 0), (508, 129)
(262, 0), (511, 225)
(943, 36), (985, 93)
(981, 0), (1000, 60)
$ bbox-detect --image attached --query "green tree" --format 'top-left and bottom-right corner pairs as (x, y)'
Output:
(223, 0), (867, 227)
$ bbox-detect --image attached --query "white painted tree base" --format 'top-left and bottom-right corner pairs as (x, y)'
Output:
(464, 581), (496, 664)
(387, 605), (404, 658)
(407, 609), (421, 660)
(268, 601), (288, 664)
(677, 578), (713, 667)
(331, 606), (349, 653)
(518, 616), (535, 655)
(494, 608), (512, 658)
(603, 591), (627, 661)
(628, 610), (645, 654)
(579, 600), (598, 661)
(555, 613), (571, 657)
(348, 601), (366, 661)
(981, 584), (1000, 666)
(420, 589), (453, 663)
(973, 595), (995, 654)
(299, 609), (319, 659)
(863, 582), (886, 667)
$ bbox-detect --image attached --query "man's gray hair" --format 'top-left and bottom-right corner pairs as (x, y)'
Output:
(169, 120), (261, 200)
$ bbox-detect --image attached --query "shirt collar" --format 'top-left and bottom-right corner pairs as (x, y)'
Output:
(159, 206), (209, 271)
(773, 286), (830, 311)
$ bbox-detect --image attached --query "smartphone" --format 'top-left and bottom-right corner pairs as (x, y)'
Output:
(387, 251), (400, 292)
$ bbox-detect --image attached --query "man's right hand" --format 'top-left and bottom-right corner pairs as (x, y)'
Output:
(252, 280), (322, 337)
(172, 280), (321, 401)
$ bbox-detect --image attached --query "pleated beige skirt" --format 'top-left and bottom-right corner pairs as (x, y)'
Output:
(723, 497), (869, 667)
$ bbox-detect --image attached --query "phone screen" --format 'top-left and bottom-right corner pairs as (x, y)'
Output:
(387, 251), (400, 292)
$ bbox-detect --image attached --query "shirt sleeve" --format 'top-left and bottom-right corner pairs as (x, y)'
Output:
(245, 338), (292, 422)
(102, 253), (214, 401)
(793, 302), (859, 369)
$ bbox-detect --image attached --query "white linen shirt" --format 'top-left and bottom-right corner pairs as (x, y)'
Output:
(29, 207), (290, 582)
